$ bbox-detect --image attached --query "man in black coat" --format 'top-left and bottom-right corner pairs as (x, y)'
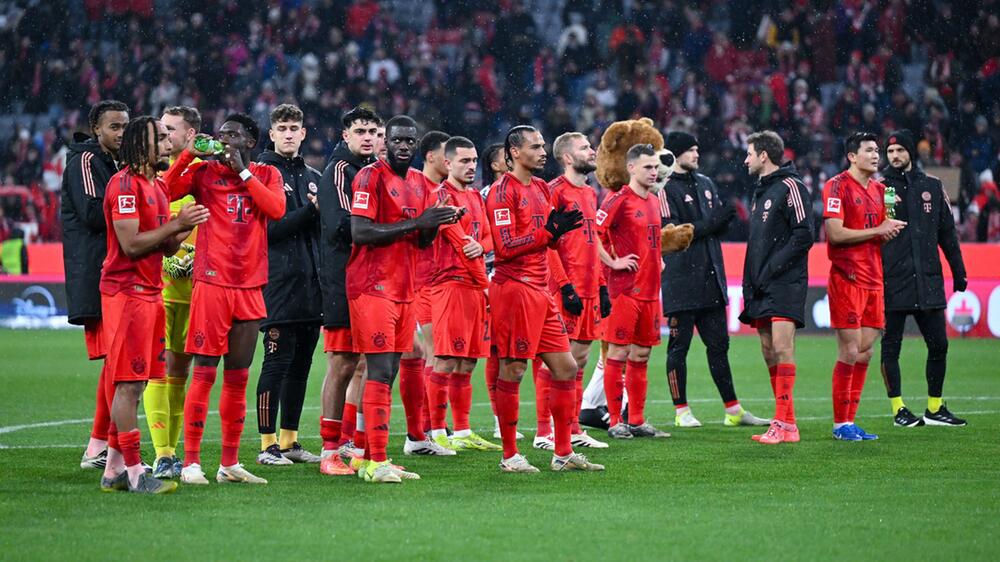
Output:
(880, 130), (968, 427)
(60, 99), (129, 470)
(740, 131), (814, 444)
(254, 104), (325, 465)
(316, 106), (380, 474)
(659, 132), (767, 428)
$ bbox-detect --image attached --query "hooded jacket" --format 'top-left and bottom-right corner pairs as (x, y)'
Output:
(257, 150), (323, 328)
(59, 134), (119, 324)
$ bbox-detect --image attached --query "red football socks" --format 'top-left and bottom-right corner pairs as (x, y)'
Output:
(220, 368), (248, 467)
(832, 360), (854, 424)
(320, 418), (341, 451)
(428, 371), (450, 431)
(398, 358), (427, 441)
(90, 363), (110, 441)
(768, 364), (778, 397)
(847, 362), (868, 422)
(449, 372), (473, 432)
(341, 402), (357, 442)
(549, 378), (576, 457)
(625, 360), (648, 426)
(775, 363), (797, 424)
(533, 360), (552, 436)
(495, 379), (521, 458)
(604, 358), (626, 426)
(362, 380), (392, 463)
(421, 365), (434, 433)
(485, 353), (500, 416)
(183, 365), (216, 466)
(571, 369), (584, 435)
(119, 428), (142, 468)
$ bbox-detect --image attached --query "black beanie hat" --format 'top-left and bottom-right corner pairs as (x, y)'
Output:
(664, 131), (698, 156)
(885, 129), (917, 161)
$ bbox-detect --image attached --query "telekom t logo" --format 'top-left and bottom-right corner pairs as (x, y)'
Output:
(228, 195), (252, 223)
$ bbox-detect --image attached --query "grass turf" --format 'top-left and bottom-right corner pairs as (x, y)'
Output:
(0, 329), (997, 561)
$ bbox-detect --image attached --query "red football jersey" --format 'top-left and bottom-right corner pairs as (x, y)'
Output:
(548, 175), (604, 297)
(163, 151), (285, 288)
(822, 170), (885, 289)
(597, 186), (662, 301)
(415, 171), (446, 290)
(346, 160), (430, 302)
(100, 170), (170, 299)
(485, 172), (555, 290)
(431, 179), (492, 289)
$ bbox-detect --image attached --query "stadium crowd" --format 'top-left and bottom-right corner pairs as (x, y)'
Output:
(1, 0), (999, 245)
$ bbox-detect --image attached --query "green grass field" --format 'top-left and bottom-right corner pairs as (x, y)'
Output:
(0, 329), (997, 561)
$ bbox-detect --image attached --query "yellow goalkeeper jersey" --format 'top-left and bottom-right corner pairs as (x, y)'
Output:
(161, 154), (202, 304)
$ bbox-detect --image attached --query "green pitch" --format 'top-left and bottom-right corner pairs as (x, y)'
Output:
(1, 329), (997, 561)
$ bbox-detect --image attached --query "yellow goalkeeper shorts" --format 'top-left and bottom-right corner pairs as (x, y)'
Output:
(164, 301), (191, 354)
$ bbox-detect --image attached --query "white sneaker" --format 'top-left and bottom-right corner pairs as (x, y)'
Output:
(532, 433), (555, 450)
(365, 460), (401, 483)
(180, 463), (210, 485)
(390, 463), (421, 480)
(217, 463), (268, 484)
(256, 444), (293, 465)
(499, 453), (539, 473)
(551, 452), (605, 472)
(280, 442), (321, 463)
(80, 449), (107, 470)
(571, 431), (609, 448)
(403, 437), (457, 456)
(724, 408), (770, 427)
(674, 410), (703, 427)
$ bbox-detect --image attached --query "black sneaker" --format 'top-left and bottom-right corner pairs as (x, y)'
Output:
(579, 406), (610, 430)
(923, 404), (967, 426)
(893, 406), (925, 427)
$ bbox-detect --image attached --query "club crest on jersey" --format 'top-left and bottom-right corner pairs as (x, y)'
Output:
(118, 195), (136, 214)
(764, 200), (772, 210)
(372, 332), (387, 349)
(268, 328), (280, 341)
(826, 197), (841, 213)
(193, 331), (206, 348)
(353, 191), (370, 209)
(515, 337), (529, 354)
(595, 209), (608, 226)
(308, 182), (318, 193)
(131, 356), (146, 375)
(705, 190), (713, 200)
(922, 191), (931, 201)
(452, 337), (466, 352)
(494, 208), (512, 226)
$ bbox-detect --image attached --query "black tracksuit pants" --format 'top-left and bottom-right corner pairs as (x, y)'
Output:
(256, 322), (320, 435)
(665, 306), (738, 407)
(880, 309), (949, 399)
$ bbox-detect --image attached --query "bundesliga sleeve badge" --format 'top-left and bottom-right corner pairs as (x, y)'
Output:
(118, 195), (136, 214)
(826, 197), (841, 213)
(353, 191), (370, 210)
(595, 209), (608, 226)
(494, 208), (511, 226)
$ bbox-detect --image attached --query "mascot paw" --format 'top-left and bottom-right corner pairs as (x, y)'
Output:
(660, 223), (694, 255)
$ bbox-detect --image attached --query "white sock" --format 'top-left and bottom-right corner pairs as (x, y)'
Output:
(675, 405), (691, 415)
(430, 428), (447, 439)
(725, 403), (742, 416)
(582, 359), (605, 409)
(86, 437), (108, 457)
(453, 429), (471, 438)
(833, 422), (850, 429)
(356, 413), (365, 432)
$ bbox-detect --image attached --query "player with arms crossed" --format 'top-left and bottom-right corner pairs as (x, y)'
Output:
(822, 132), (906, 441)
(741, 131), (814, 444)
(164, 113), (286, 484)
(99, 116), (208, 494)
(347, 115), (459, 483)
(487, 125), (604, 473)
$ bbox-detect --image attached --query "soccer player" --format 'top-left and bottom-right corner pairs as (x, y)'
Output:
(317, 107), (379, 476)
(254, 104), (324, 465)
(61, 100), (129, 470)
(660, 132), (767, 428)
(741, 131), (814, 444)
(147, 105), (201, 479)
(424, 136), (502, 452)
(545, 131), (617, 449)
(99, 116), (208, 493)
(348, 115), (460, 483)
(598, 144), (670, 439)
(406, 130), (458, 456)
(822, 132), (906, 441)
(879, 130), (968, 427)
(487, 125), (604, 473)
(164, 113), (286, 484)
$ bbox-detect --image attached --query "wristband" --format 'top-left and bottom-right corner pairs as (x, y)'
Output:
(239, 169), (253, 182)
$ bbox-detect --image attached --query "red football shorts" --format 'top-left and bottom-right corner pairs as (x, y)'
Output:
(560, 295), (604, 342)
(84, 318), (107, 360)
(430, 282), (489, 359)
(349, 293), (416, 354)
(323, 326), (356, 354)
(827, 273), (884, 329)
(490, 280), (570, 359)
(101, 292), (166, 383)
(186, 282), (267, 356)
(604, 294), (661, 347)
(750, 316), (796, 329)
(414, 285), (433, 326)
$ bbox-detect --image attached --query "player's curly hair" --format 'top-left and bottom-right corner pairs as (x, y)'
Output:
(88, 99), (129, 132)
(503, 125), (538, 169)
(119, 116), (161, 175)
(223, 112), (261, 146)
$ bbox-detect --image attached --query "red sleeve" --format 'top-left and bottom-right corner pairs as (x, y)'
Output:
(162, 150), (198, 201)
(440, 222), (489, 286)
(351, 166), (379, 220)
(486, 180), (553, 260)
(107, 175), (139, 223)
(245, 166), (285, 220)
(822, 177), (845, 220)
(548, 248), (569, 287)
(596, 193), (621, 251)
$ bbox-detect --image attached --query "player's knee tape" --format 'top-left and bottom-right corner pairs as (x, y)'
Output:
(366, 354), (398, 385)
